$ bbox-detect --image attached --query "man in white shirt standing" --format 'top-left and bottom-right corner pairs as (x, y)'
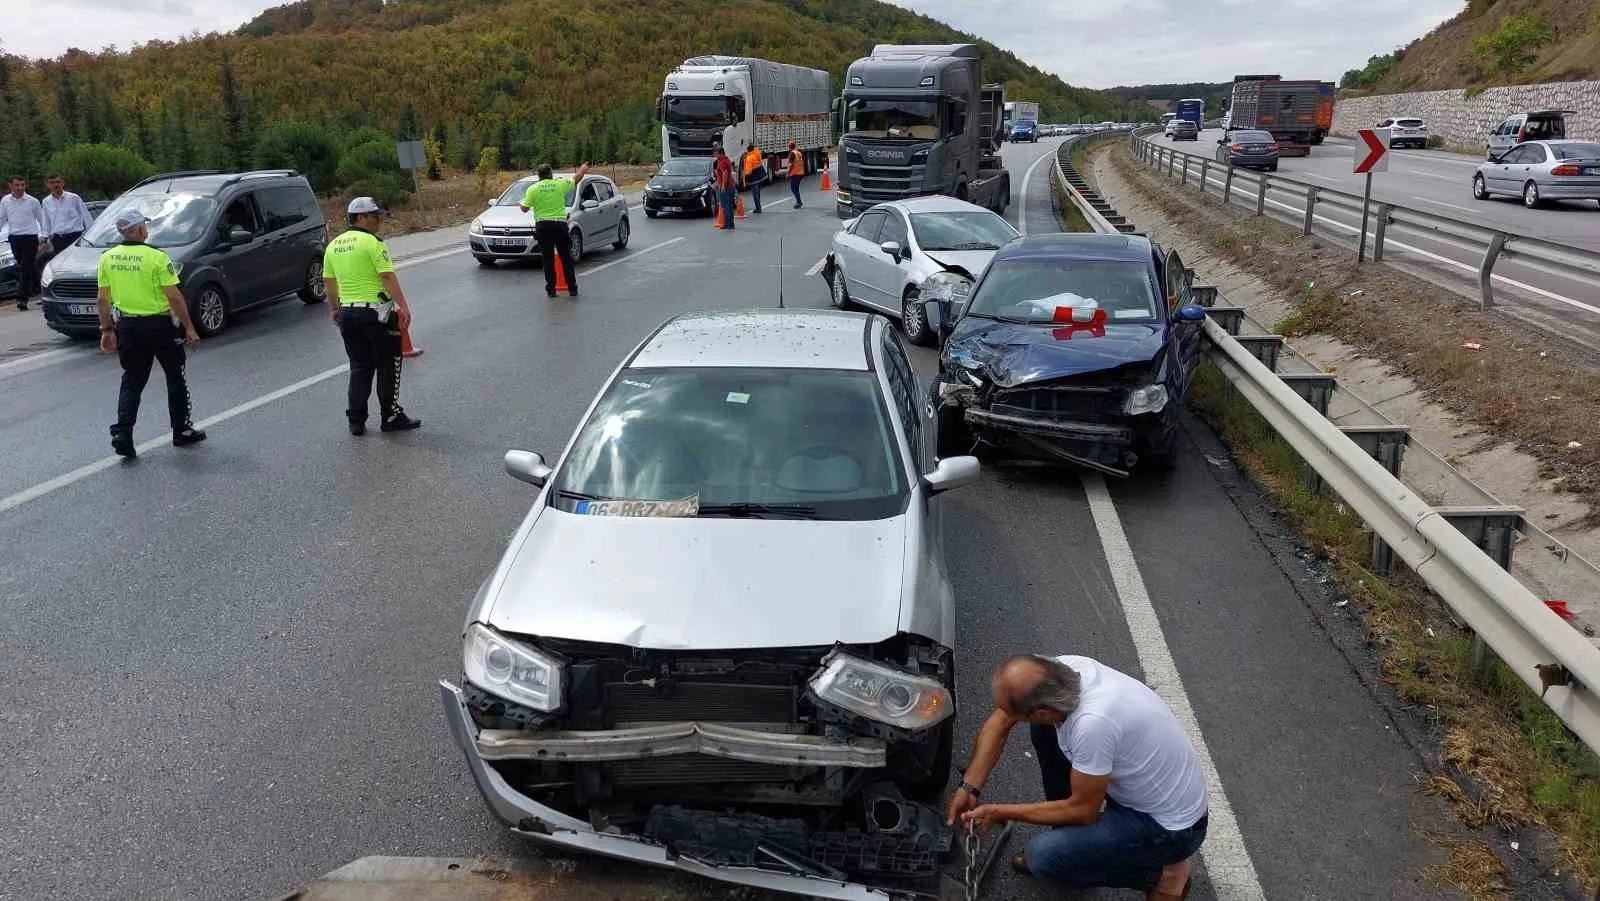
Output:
(1, 175), (48, 310)
(43, 174), (93, 257)
(947, 654), (1209, 901)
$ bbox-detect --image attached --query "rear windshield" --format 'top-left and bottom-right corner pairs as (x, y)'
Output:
(1396, 119), (1425, 127)
(1553, 143), (1600, 160)
(1233, 131), (1273, 142)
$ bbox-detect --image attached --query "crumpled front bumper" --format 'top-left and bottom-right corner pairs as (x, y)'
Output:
(438, 680), (899, 901)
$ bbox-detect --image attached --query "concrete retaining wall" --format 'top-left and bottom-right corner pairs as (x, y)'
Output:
(1332, 81), (1600, 152)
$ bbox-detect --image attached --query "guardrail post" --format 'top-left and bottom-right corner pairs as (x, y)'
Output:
(1478, 233), (1507, 310)
(1255, 177), (1269, 216)
(1302, 186), (1319, 236)
(1198, 160), (1209, 195)
(1372, 203), (1392, 263)
(1180, 157), (1189, 186)
(1167, 152), (1176, 179)
(1222, 165), (1234, 204)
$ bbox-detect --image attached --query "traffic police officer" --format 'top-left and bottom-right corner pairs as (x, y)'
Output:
(519, 161), (589, 297)
(323, 197), (421, 435)
(95, 208), (205, 458)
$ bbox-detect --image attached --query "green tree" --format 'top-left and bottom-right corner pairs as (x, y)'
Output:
(336, 139), (411, 206)
(474, 145), (499, 197)
(219, 52), (250, 169)
(422, 132), (443, 180)
(397, 104), (421, 141)
(1472, 14), (1554, 78)
(254, 121), (340, 191)
(46, 143), (155, 199)
(337, 125), (391, 154)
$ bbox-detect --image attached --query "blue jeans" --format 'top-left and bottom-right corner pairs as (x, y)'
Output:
(719, 189), (736, 228)
(789, 176), (803, 207)
(1025, 724), (1208, 891)
(748, 178), (762, 212)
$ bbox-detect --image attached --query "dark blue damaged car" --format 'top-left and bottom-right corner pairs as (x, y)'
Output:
(926, 233), (1207, 475)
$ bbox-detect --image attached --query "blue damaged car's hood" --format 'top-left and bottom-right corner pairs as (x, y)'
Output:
(943, 318), (1166, 387)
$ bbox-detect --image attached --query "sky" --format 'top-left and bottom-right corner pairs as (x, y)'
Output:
(5, 0), (1467, 89)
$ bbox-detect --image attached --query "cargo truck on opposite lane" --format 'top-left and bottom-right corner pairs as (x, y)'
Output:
(657, 56), (832, 177)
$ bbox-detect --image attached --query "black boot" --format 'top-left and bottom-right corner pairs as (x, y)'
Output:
(173, 427), (207, 447)
(381, 412), (422, 432)
(111, 430), (136, 458)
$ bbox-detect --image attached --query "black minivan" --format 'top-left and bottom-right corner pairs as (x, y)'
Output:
(41, 170), (327, 338)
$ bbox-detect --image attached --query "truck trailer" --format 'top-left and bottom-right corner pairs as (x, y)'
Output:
(1228, 76), (1323, 156)
(657, 56), (832, 176)
(833, 43), (1011, 218)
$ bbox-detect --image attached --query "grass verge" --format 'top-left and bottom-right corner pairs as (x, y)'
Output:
(1190, 360), (1600, 895)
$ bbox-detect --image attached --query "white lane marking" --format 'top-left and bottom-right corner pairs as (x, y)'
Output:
(579, 237), (684, 277)
(0, 237), (692, 518)
(1409, 196), (1478, 214)
(0, 346), (77, 374)
(393, 245), (468, 266)
(804, 257), (827, 278)
(1407, 171), (1460, 183)
(1017, 148), (1056, 236)
(1081, 474), (1266, 901)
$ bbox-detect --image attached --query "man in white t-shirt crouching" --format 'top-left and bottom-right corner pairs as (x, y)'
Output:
(946, 654), (1208, 900)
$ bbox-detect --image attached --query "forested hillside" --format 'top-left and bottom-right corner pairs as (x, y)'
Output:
(1103, 82), (1232, 118)
(0, 0), (1148, 192)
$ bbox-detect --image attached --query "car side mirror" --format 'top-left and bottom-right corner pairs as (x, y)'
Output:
(505, 450), (554, 487)
(487, 198), (496, 207)
(1176, 304), (1206, 322)
(228, 227), (252, 246)
(925, 455), (980, 494)
(580, 199), (599, 211)
(879, 240), (903, 261)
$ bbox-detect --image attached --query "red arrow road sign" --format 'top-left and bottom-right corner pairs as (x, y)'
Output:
(1353, 128), (1389, 174)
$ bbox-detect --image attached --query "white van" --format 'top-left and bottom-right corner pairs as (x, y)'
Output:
(1487, 110), (1571, 159)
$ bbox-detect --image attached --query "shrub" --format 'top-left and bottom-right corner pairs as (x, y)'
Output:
(45, 143), (155, 199)
(422, 132), (443, 181)
(336, 140), (411, 207)
(1471, 14), (1554, 78)
(337, 125), (392, 154)
(474, 146), (500, 198)
(1426, 134), (1445, 149)
(253, 121), (339, 191)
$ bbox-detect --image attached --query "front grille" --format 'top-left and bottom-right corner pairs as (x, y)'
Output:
(482, 227), (535, 236)
(607, 756), (793, 786)
(50, 278), (97, 299)
(604, 681), (796, 724)
(992, 385), (1124, 422)
(845, 162), (928, 202)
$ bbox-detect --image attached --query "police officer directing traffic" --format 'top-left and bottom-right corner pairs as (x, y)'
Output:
(324, 197), (421, 436)
(95, 208), (205, 459)
(519, 161), (589, 298)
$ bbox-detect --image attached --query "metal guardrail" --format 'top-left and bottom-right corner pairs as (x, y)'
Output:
(1127, 126), (1600, 314)
(1050, 136), (1600, 753)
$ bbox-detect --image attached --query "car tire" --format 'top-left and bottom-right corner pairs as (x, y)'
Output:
(1523, 181), (1542, 209)
(612, 217), (630, 251)
(1267, 164), (1278, 172)
(570, 228), (584, 263)
(829, 266), (851, 310)
(190, 283), (228, 337)
(644, 208), (658, 219)
(1140, 423), (1178, 472)
(475, 255), (496, 267)
(1472, 174), (1490, 201)
(901, 287), (934, 347)
(298, 258), (326, 304)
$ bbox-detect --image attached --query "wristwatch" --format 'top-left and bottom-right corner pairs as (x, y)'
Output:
(958, 781), (982, 799)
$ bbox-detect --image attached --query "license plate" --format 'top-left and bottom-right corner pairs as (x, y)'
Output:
(1584, 167), (1600, 176)
(663, 206), (682, 212)
(68, 304), (96, 315)
(489, 238), (524, 249)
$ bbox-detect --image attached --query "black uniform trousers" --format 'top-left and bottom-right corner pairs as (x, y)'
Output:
(338, 305), (404, 424)
(534, 219), (577, 295)
(113, 314), (193, 436)
(7, 234), (41, 300)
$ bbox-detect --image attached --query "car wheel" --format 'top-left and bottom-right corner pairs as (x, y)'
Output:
(1523, 181), (1542, 209)
(1267, 163), (1278, 172)
(1140, 424), (1178, 472)
(570, 228), (584, 262)
(475, 255), (496, 267)
(1472, 174), (1489, 201)
(612, 217), (630, 251)
(298, 258), (325, 304)
(192, 283), (228, 337)
(829, 266), (851, 309)
(644, 208), (658, 219)
(901, 287), (934, 347)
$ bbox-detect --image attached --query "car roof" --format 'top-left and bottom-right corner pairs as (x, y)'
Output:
(876, 195), (994, 215)
(631, 310), (875, 371)
(993, 232), (1154, 264)
(129, 170), (307, 196)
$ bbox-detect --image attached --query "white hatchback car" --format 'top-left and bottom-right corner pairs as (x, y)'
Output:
(468, 173), (630, 266)
(821, 196), (1019, 347)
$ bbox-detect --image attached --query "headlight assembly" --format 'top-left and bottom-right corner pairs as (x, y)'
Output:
(1124, 384), (1169, 416)
(808, 650), (953, 732)
(37, 259), (52, 287)
(920, 271), (972, 304)
(469, 216), (485, 234)
(463, 623), (564, 712)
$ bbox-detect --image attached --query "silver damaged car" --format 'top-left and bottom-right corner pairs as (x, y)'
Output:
(441, 309), (981, 898)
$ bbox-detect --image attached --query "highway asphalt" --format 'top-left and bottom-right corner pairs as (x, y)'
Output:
(0, 138), (1474, 900)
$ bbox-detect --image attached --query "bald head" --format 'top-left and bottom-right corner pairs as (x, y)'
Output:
(992, 655), (1081, 725)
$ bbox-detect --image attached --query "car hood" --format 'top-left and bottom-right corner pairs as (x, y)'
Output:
(921, 249), (997, 279)
(479, 205), (541, 227)
(47, 243), (196, 280)
(485, 508), (908, 650)
(945, 319), (1165, 387)
(648, 175), (712, 191)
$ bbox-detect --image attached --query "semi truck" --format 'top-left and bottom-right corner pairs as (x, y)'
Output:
(833, 43), (1011, 218)
(1228, 75), (1323, 156)
(1312, 81), (1336, 144)
(1174, 98), (1205, 128)
(1003, 100), (1039, 130)
(657, 56), (832, 175)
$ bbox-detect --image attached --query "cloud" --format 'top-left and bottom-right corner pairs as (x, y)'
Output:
(6, 0), (1464, 90)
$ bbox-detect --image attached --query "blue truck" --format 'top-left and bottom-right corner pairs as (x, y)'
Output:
(1174, 98), (1205, 128)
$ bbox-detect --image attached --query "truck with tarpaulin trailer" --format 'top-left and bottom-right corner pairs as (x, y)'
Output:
(657, 56), (832, 177)
(1312, 81), (1336, 144)
(1228, 75), (1322, 156)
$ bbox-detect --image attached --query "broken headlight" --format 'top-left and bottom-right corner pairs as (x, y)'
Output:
(921, 271), (972, 305)
(808, 650), (953, 732)
(1123, 384), (1169, 416)
(463, 623), (564, 712)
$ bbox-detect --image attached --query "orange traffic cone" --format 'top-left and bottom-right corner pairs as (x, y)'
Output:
(401, 321), (423, 357)
(713, 203), (725, 229)
(735, 194), (747, 220)
(820, 169), (832, 192)
(551, 252), (572, 296)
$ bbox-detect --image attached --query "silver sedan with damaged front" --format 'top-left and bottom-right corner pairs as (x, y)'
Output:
(440, 309), (981, 899)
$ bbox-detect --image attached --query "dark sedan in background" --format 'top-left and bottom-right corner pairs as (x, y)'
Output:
(1216, 129), (1280, 171)
(642, 156), (718, 218)
(1169, 120), (1199, 141)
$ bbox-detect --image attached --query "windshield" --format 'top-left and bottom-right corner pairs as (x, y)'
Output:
(967, 258), (1160, 324)
(847, 99), (940, 140)
(656, 158), (715, 177)
(665, 96), (729, 128)
(81, 192), (218, 248)
(553, 367), (906, 520)
(1554, 143), (1600, 160)
(910, 211), (1017, 252)
(497, 180), (573, 208)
